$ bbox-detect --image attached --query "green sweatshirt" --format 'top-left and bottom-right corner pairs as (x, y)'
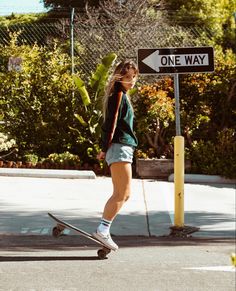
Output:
(101, 86), (138, 152)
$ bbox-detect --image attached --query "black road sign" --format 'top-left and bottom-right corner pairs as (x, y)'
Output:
(138, 47), (214, 74)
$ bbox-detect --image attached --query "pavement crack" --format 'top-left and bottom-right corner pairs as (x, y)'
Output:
(141, 179), (151, 237)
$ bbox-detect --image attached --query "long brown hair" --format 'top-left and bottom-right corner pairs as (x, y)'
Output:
(102, 60), (139, 119)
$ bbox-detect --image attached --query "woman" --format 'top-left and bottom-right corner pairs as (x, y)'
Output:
(93, 60), (139, 250)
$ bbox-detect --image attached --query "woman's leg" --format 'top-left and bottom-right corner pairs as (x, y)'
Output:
(102, 161), (132, 221)
(93, 162), (132, 250)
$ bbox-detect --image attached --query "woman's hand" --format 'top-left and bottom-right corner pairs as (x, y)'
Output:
(97, 151), (106, 160)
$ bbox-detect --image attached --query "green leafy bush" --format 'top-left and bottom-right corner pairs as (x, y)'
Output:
(133, 77), (175, 158)
(24, 153), (39, 165)
(189, 129), (236, 178)
(180, 48), (236, 144)
(0, 33), (118, 164)
(0, 32), (81, 158)
(42, 152), (80, 168)
(0, 132), (16, 152)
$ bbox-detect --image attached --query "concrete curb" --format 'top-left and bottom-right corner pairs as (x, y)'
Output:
(168, 173), (236, 184)
(0, 168), (96, 179)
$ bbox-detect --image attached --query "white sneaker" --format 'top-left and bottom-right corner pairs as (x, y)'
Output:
(92, 231), (118, 251)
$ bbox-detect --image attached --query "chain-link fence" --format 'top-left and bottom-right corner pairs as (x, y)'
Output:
(0, 20), (214, 76)
(73, 23), (213, 75)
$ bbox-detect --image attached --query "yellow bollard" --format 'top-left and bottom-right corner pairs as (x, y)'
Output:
(231, 253), (236, 267)
(174, 136), (185, 227)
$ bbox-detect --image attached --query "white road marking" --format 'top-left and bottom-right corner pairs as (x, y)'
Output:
(183, 266), (235, 272)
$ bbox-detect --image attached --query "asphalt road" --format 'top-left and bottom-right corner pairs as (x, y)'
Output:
(0, 175), (235, 290)
(0, 236), (235, 291)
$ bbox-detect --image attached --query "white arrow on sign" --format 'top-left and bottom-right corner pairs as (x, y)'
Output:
(142, 50), (209, 72)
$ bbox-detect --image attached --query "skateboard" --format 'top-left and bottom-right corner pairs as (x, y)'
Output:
(48, 213), (112, 259)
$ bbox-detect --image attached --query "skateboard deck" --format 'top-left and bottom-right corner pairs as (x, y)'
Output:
(48, 212), (112, 259)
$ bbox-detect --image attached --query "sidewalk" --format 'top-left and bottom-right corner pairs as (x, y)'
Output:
(0, 173), (235, 238)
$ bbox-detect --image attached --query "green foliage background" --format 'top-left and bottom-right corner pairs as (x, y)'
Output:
(0, 1), (235, 177)
(0, 33), (81, 158)
(135, 47), (236, 178)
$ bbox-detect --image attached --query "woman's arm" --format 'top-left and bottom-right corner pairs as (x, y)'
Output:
(101, 91), (123, 152)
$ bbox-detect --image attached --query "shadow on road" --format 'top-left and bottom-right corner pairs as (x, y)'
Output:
(0, 234), (234, 252)
(0, 255), (102, 262)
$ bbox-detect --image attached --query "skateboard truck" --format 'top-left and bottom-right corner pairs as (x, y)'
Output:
(52, 224), (65, 238)
(169, 225), (200, 238)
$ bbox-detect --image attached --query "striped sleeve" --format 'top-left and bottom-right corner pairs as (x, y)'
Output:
(101, 91), (123, 152)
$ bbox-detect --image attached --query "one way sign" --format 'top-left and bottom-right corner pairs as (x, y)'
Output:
(138, 47), (214, 74)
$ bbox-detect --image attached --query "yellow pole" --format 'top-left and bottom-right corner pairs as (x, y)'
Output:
(174, 136), (185, 227)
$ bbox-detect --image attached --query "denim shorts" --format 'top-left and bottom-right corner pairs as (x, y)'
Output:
(105, 143), (135, 166)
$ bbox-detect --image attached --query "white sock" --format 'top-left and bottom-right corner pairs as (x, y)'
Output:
(97, 218), (112, 236)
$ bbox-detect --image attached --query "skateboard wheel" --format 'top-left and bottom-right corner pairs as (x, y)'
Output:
(52, 226), (62, 238)
(97, 249), (107, 259)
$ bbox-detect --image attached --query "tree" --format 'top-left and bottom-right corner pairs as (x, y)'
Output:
(0, 13), (44, 26)
(41, 0), (100, 20)
(164, 0), (236, 51)
(81, 0), (164, 25)
(42, 0), (100, 10)
(42, 0), (163, 23)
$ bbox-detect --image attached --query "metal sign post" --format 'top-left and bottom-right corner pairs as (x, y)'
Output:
(138, 46), (214, 235)
(174, 74), (181, 136)
(173, 73), (184, 227)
